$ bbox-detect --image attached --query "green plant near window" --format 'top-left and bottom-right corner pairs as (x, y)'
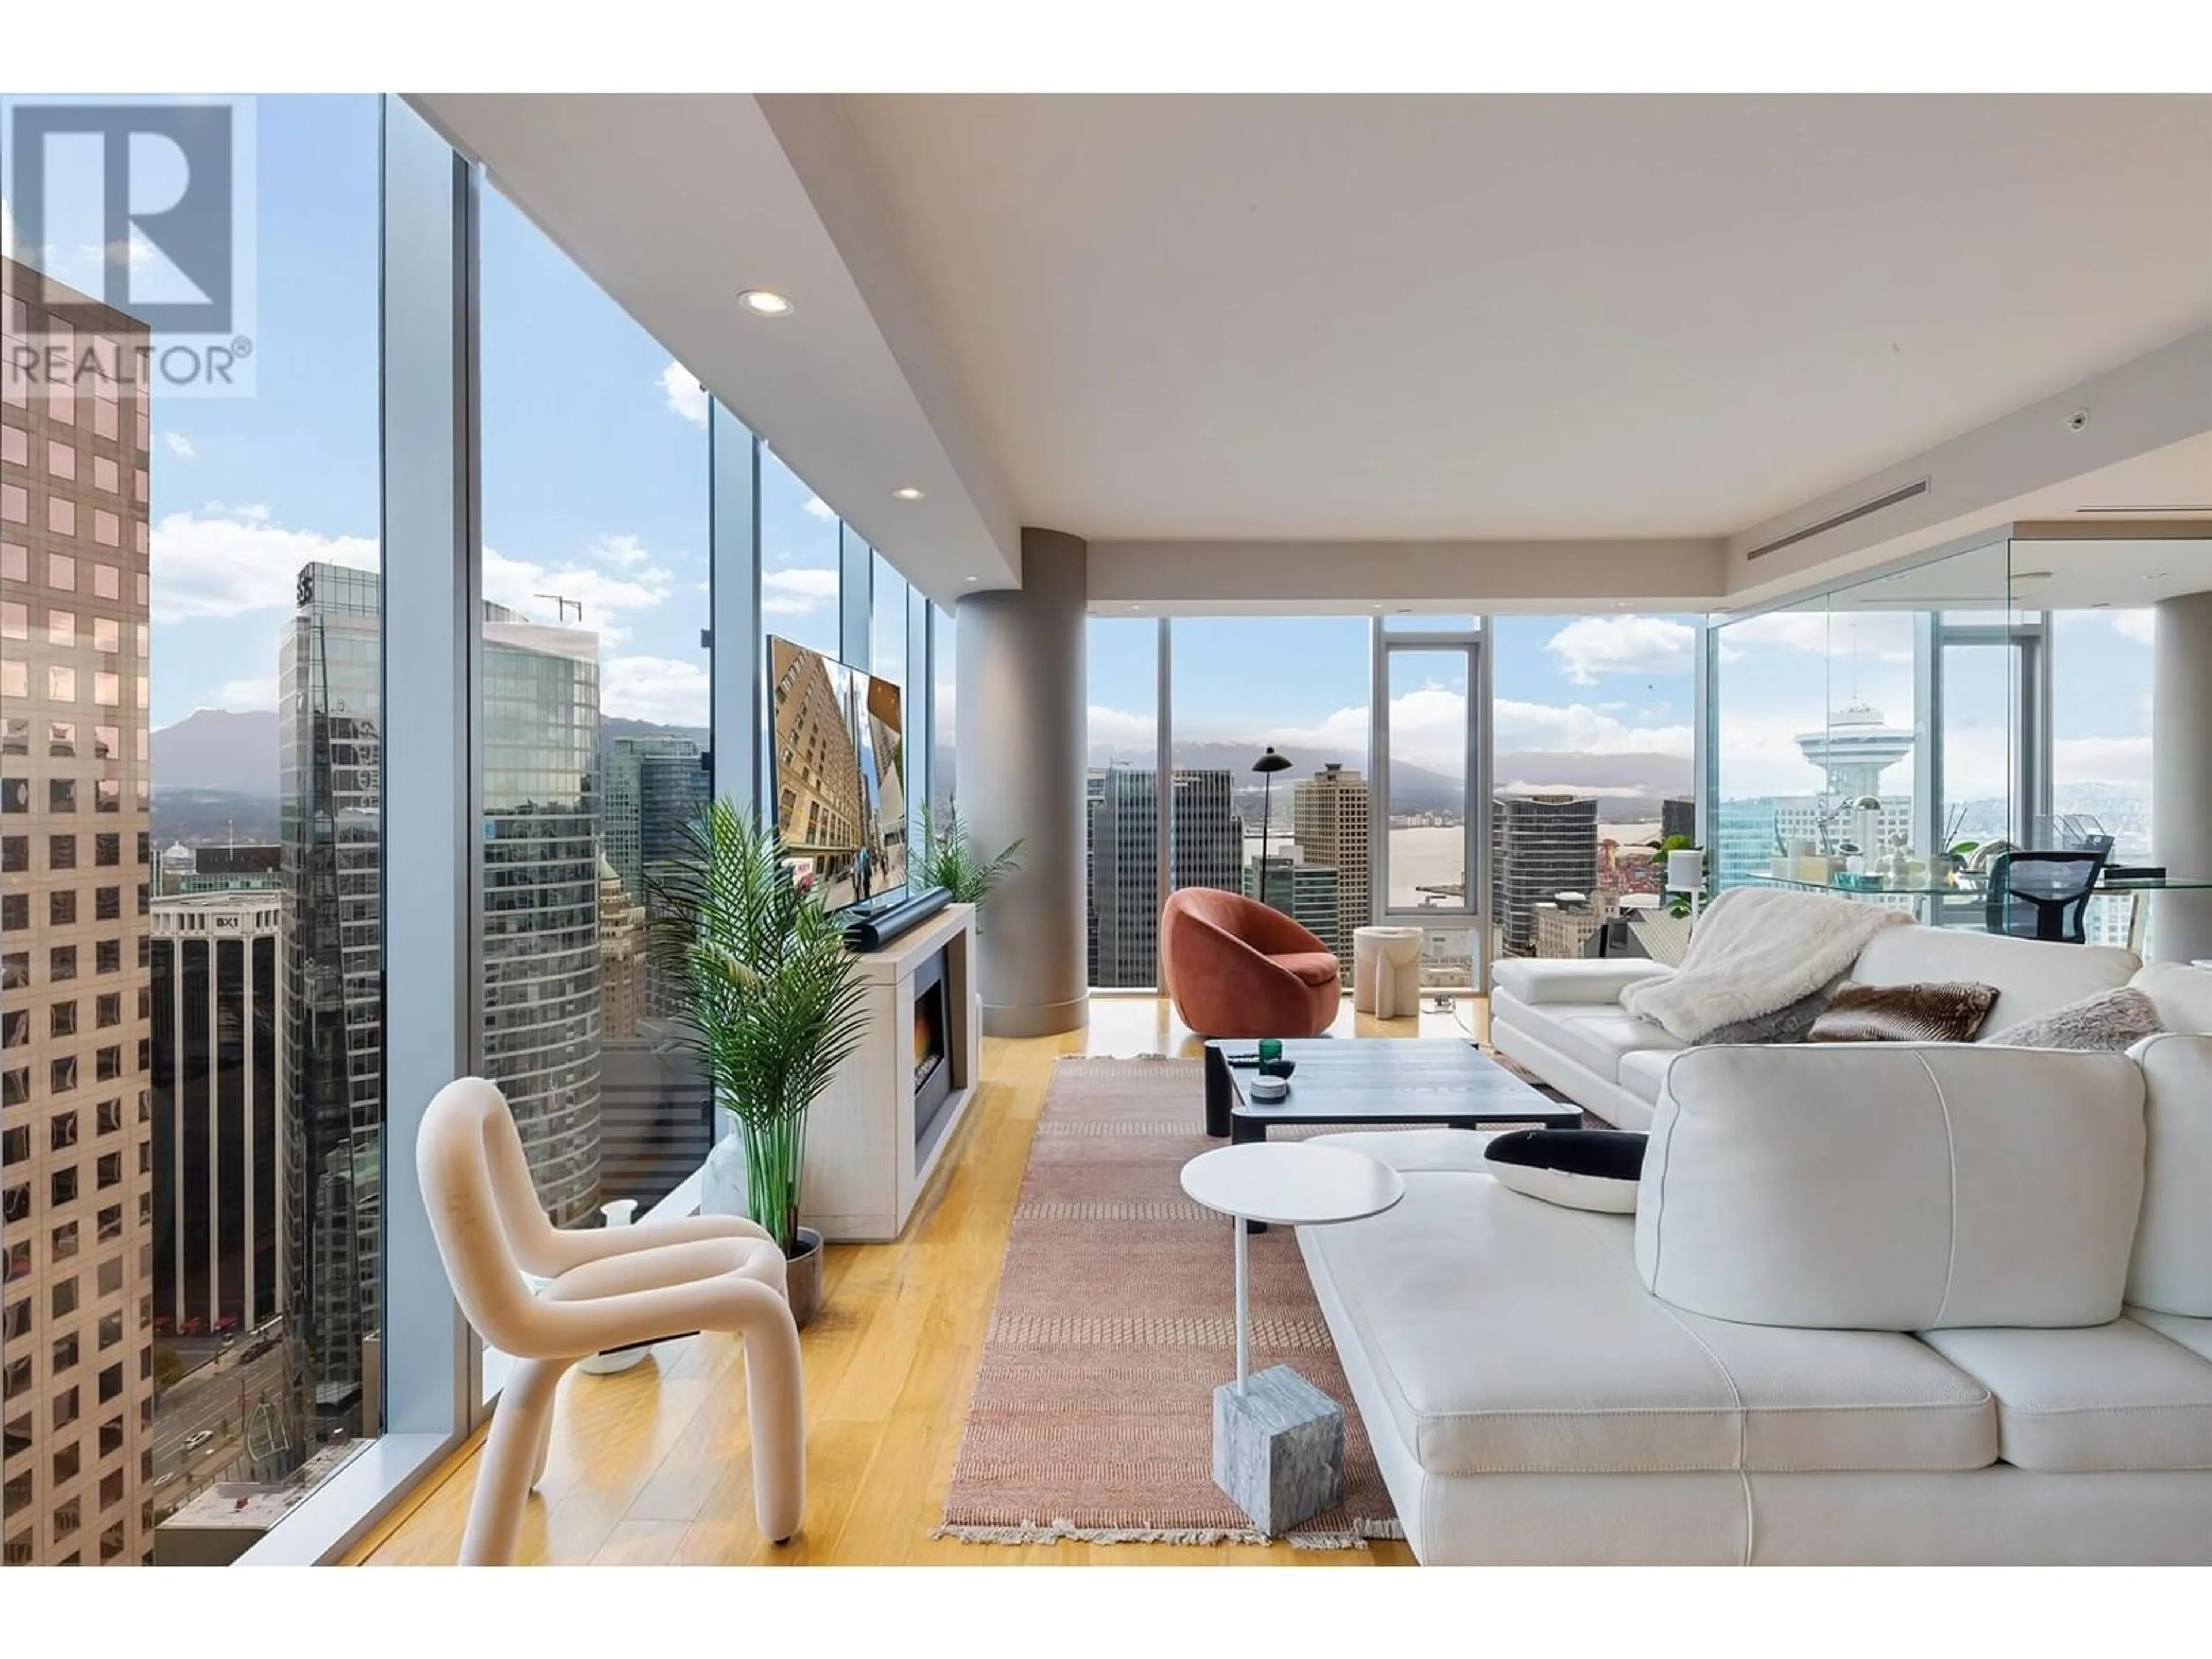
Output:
(914, 802), (1026, 910)
(646, 800), (871, 1257)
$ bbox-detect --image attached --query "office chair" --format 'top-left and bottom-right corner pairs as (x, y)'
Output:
(1983, 850), (2108, 945)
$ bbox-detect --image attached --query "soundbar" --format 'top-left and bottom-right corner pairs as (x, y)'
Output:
(842, 884), (952, 950)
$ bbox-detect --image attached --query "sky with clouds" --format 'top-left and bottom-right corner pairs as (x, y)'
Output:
(31, 96), (846, 735)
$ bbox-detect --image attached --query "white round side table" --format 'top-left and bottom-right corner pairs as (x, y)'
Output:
(1179, 1142), (1404, 1391)
(1179, 1142), (1404, 1535)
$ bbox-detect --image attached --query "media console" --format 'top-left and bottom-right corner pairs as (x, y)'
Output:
(802, 901), (981, 1241)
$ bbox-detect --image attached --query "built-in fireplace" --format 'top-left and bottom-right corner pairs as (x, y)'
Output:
(912, 945), (956, 1162)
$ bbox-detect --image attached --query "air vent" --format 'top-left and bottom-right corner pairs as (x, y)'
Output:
(1745, 478), (1931, 562)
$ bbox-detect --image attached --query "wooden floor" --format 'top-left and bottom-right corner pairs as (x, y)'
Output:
(352, 994), (1485, 1566)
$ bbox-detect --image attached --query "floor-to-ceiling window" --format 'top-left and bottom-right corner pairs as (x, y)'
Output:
(931, 604), (956, 820)
(2, 92), (383, 1566)
(2054, 606), (2156, 946)
(476, 180), (715, 1410)
(1168, 619), (1371, 978)
(758, 449), (840, 660)
(1085, 616), (1160, 988)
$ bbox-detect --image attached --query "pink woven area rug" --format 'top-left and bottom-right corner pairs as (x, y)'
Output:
(936, 1055), (1404, 1550)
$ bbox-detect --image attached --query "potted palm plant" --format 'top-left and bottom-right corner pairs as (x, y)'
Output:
(647, 800), (870, 1328)
(913, 802), (1025, 917)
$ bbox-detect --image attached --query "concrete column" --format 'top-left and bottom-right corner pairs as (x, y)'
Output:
(957, 528), (1090, 1036)
(2151, 590), (2212, 963)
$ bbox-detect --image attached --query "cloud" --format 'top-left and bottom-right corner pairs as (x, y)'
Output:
(589, 533), (652, 570)
(802, 495), (837, 523)
(762, 567), (839, 616)
(1086, 703), (1157, 762)
(1544, 615), (1698, 685)
(162, 431), (195, 459)
(601, 654), (709, 726)
(215, 675), (278, 711)
(2053, 734), (2153, 787)
(482, 543), (674, 645)
(2107, 610), (2156, 645)
(150, 504), (378, 623)
(658, 361), (707, 428)
(1719, 610), (1916, 665)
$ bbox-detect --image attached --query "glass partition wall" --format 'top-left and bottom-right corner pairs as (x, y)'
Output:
(1709, 533), (2169, 949)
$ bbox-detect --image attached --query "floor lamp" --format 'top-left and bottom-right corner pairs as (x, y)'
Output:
(1252, 747), (1292, 911)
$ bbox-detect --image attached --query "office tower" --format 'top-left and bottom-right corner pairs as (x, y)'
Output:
(1714, 798), (1778, 888)
(150, 895), (284, 1342)
(1087, 767), (1241, 987)
(634, 747), (710, 1018)
(159, 843), (281, 897)
(1661, 795), (1696, 846)
(279, 562), (385, 1444)
(279, 569), (607, 1448)
(1085, 770), (1104, 987)
(0, 255), (156, 1565)
(1292, 763), (1371, 959)
(1241, 854), (1342, 955)
(600, 734), (702, 902)
(480, 608), (605, 1229)
(1490, 792), (1600, 957)
(597, 858), (647, 1043)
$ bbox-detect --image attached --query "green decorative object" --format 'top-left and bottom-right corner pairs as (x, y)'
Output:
(647, 800), (872, 1262)
(914, 802), (1027, 912)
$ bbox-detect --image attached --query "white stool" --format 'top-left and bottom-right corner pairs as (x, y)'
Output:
(1353, 926), (1425, 1018)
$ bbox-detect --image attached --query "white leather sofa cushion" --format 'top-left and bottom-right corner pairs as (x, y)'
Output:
(1540, 1009), (1683, 1084)
(2130, 1308), (2212, 1364)
(2130, 961), (2212, 1033)
(2126, 1033), (2212, 1317)
(1490, 957), (1671, 1007)
(1638, 1045), (2146, 1330)
(1297, 1165), (1995, 1476)
(1849, 926), (2138, 1036)
(1310, 1128), (1496, 1175)
(1616, 1047), (1675, 1107)
(1918, 1320), (2212, 1472)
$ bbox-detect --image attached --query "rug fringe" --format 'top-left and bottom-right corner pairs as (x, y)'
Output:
(933, 1518), (1378, 1551)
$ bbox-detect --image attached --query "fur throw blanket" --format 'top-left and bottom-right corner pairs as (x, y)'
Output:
(1619, 887), (1910, 1043)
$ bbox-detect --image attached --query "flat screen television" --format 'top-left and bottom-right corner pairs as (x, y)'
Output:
(767, 635), (907, 914)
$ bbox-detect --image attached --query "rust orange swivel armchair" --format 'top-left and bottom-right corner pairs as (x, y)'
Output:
(1161, 887), (1342, 1038)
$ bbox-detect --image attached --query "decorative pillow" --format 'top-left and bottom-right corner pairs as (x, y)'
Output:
(1986, 985), (2165, 1052)
(1806, 980), (1998, 1044)
(1484, 1129), (1647, 1213)
(1692, 980), (1838, 1046)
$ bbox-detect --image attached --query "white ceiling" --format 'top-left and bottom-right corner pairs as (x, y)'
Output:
(418, 94), (2212, 604)
(839, 94), (2212, 541)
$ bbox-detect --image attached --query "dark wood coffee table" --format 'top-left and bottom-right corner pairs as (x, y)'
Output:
(1203, 1037), (1581, 1144)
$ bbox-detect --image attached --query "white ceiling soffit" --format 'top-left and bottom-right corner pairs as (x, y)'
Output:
(836, 94), (2212, 543)
(409, 94), (1020, 605)
(1829, 535), (2212, 613)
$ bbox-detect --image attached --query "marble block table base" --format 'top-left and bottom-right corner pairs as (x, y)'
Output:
(1213, 1364), (1345, 1535)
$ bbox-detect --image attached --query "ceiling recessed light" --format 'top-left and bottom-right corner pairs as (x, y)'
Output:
(736, 289), (794, 317)
(892, 487), (924, 501)
(963, 575), (977, 584)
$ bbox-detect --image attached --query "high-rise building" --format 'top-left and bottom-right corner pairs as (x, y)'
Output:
(632, 745), (709, 1018)
(279, 562), (384, 1441)
(479, 610), (604, 1229)
(1661, 795), (1696, 845)
(279, 568), (608, 1448)
(157, 843), (282, 897)
(1084, 770), (1104, 987)
(1088, 767), (1242, 987)
(1242, 854), (1341, 953)
(596, 857), (647, 1043)
(600, 734), (702, 901)
(150, 895), (285, 1343)
(1292, 763), (1371, 960)
(0, 254), (156, 1566)
(1490, 792), (1600, 957)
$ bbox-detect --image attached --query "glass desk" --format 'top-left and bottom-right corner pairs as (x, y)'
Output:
(1743, 873), (2212, 952)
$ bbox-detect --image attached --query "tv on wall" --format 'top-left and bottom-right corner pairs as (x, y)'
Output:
(767, 635), (907, 914)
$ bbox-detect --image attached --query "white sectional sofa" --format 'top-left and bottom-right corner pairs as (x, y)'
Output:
(1297, 934), (2212, 1565)
(1489, 920), (2207, 1132)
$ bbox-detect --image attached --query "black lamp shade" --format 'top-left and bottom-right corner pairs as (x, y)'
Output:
(1252, 747), (1292, 774)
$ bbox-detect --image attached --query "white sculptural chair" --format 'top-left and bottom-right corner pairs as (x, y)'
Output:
(417, 1077), (805, 1565)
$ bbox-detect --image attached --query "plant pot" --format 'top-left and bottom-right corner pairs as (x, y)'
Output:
(783, 1228), (825, 1330)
